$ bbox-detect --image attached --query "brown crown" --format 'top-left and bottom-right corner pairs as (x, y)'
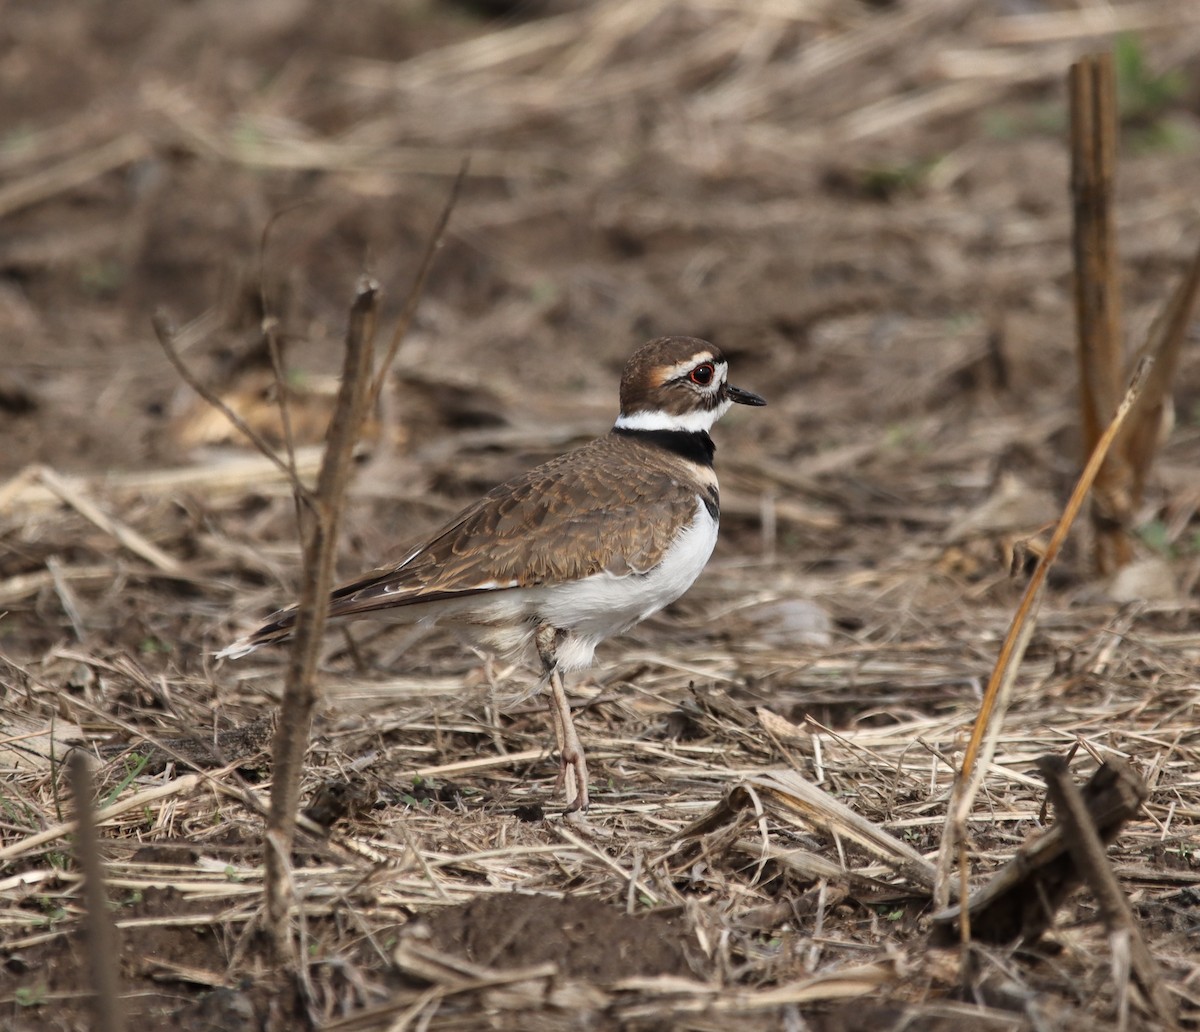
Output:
(618, 336), (724, 416)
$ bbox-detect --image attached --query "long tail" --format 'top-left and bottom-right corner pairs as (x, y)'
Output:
(216, 575), (420, 659)
(217, 564), (492, 660)
(215, 608), (297, 660)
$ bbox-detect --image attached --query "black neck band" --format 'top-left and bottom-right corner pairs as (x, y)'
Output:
(613, 427), (715, 466)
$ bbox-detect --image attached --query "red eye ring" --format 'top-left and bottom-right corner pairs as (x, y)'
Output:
(690, 362), (715, 386)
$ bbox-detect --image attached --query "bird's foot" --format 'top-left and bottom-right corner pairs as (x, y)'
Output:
(557, 746), (590, 814)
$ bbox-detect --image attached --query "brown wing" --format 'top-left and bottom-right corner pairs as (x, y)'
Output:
(326, 433), (703, 618)
(224, 434), (707, 653)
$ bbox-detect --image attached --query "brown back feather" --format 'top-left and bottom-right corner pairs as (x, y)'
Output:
(325, 431), (706, 619)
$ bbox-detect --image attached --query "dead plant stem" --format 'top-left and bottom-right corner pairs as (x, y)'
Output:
(264, 278), (379, 963)
(1037, 756), (1178, 1028)
(69, 752), (125, 1032)
(1069, 52), (1129, 573)
(934, 357), (1152, 913)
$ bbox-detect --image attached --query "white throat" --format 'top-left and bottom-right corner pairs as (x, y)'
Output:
(613, 400), (731, 434)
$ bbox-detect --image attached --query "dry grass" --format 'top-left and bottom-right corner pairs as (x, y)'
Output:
(3, 435), (1198, 1027)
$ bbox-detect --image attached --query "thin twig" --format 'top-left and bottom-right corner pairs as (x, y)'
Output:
(152, 311), (310, 498)
(257, 202), (318, 493)
(46, 555), (86, 640)
(0, 773), (203, 864)
(366, 158), (469, 415)
(934, 357), (1152, 913)
(1120, 239), (1200, 507)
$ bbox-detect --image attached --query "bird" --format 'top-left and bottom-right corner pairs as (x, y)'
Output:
(218, 336), (765, 812)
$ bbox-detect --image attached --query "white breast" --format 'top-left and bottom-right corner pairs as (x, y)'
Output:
(535, 497), (719, 671)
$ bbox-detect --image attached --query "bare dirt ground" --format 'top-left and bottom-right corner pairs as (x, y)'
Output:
(2, 2), (1200, 1029)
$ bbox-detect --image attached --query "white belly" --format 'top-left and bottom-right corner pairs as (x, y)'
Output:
(534, 497), (718, 670)
(318, 498), (720, 674)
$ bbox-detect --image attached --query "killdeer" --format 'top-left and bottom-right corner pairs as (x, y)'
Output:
(219, 336), (765, 812)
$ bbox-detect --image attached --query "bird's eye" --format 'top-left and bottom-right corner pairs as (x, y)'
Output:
(689, 363), (715, 386)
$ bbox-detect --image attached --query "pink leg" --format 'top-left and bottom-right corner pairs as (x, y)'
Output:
(547, 665), (590, 813)
(536, 624), (590, 813)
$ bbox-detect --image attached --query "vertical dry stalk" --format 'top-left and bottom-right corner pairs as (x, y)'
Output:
(933, 359), (1151, 914)
(263, 278), (379, 961)
(1119, 241), (1200, 507)
(69, 751), (125, 1032)
(157, 175), (465, 972)
(261, 173), (465, 960)
(1070, 53), (1130, 574)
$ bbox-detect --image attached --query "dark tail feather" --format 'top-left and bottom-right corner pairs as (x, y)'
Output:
(215, 607), (297, 660)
